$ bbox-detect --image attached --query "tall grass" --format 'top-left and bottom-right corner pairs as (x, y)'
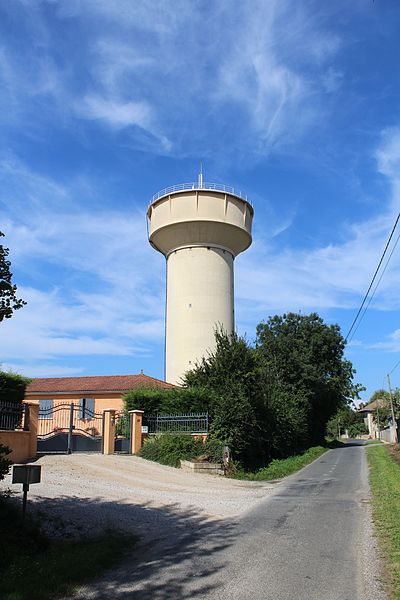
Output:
(367, 445), (400, 599)
(234, 446), (327, 480)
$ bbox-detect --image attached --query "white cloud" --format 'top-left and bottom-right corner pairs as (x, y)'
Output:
(236, 127), (400, 320)
(0, 363), (86, 378)
(0, 1), (346, 158)
(3, 123), (400, 372)
(0, 158), (165, 367)
(79, 96), (152, 129)
(369, 329), (400, 353)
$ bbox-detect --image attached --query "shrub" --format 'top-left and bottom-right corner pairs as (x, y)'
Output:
(139, 433), (225, 467)
(139, 433), (203, 467)
(202, 438), (225, 463)
(348, 422), (368, 437)
(0, 371), (31, 405)
(0, 444), (12, 482)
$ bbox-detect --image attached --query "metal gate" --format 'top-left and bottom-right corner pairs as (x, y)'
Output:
(37, 402), (104, 454)
(114, 411), (131, 453)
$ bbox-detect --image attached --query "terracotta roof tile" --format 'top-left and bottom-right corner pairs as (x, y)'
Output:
(26, 374), (175, 394)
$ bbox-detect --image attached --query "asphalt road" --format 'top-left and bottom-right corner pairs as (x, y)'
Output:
(74, 444), (386, 600)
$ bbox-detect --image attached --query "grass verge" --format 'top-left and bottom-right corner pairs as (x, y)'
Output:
(234, 445), (328, 480)
(367, 444), (400, 599)
(0, 496), (137, 600)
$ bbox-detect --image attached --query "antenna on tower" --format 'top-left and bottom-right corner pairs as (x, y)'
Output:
(198, 163), (203, 188)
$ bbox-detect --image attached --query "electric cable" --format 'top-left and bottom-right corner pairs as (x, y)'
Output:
(389, 356), (400, 377)
(345, 211), (400, 342)
(347, 226), (400, 342)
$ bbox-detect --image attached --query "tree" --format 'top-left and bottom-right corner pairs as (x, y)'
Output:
(184, 330), (265, 467)
(326, 405), (367, 438)
(184, 314), (361, 469)
(256, 313), (360, 446)
(0, 231), (26, 322)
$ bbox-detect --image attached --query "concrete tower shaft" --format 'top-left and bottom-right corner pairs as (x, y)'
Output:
(147, 184), (253, 384)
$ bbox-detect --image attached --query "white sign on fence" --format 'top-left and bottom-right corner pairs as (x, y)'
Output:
(141, 426), (149, 434)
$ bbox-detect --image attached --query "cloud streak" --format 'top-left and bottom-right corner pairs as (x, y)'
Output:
(0, 1), (346, 159)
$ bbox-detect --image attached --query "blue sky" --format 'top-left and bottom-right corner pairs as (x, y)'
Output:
(1, 0), (400, 401)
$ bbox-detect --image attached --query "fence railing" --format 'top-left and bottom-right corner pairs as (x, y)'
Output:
(150, 182), (251, 205)
(144, 413), (208, 434)
(0, 402), (28, 431)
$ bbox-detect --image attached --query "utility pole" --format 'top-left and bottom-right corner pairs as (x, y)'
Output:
(387, 374), (398, 443)
(376, 398), (381, 440)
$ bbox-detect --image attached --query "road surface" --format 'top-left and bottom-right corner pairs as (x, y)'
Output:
(73, 443), (386, 599)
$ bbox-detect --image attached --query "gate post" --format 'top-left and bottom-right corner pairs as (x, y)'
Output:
(67, 402), (74, 454)
(129, 410), (144, 454)
(103, 410), (116, 455)
(26, 402), (39, 460)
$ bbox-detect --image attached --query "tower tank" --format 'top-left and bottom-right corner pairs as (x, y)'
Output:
(147, 176), (253, 384)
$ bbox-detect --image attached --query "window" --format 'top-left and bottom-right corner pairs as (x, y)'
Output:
(79, 398), (95, 420)
(39, 399), (53, 419)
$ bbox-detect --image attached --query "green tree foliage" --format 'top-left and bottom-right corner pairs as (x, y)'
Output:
(122, 386), (211, 415)
(184, 313), (360, 469)
(256, 313), (358, 446)
(326, 405), (367, 438)
(0, 232), (26, 322)
(184, 331), (265, 467)
(0, 371), (32, 406)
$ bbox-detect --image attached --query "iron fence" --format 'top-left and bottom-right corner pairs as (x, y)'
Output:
(144, 413), (208, 434)
(0, 402), (27, 431)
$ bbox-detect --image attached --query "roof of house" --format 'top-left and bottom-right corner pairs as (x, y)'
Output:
(358, 398), (387, 412)
(26, 373), (175, 395)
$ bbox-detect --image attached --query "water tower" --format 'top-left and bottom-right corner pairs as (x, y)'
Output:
(147, 175), (254, 384)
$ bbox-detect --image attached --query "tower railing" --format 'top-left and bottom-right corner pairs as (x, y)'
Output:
(150, 182), (252, 206)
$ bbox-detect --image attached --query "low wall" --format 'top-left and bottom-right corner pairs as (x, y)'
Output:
(180, 460), (224, 476)
(0, 430), (34, 463)
(380, 426), (397, 443)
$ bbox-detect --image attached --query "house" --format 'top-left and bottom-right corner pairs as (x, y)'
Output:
(25, 373), (174, 415)
(23, 373), (175, 453)
(358, 398), (398, 443)
(358, 399), (380, 438)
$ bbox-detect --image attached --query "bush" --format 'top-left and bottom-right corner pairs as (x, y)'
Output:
(348, 422), (368, 437)
(0, 371), (31, 405)
(0, 444), (12, 482)
(139, 434), (225, 467)
(202, 438), (225, 463)
(139, 433), (203, 467)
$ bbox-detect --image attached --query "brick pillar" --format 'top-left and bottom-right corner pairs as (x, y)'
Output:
(103, 410), (116, 455)
(26, 402), (39, 460)
(129, 410), (144, 454)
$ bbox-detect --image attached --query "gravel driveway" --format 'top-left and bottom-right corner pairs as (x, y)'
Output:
(1, 453), (275, 538)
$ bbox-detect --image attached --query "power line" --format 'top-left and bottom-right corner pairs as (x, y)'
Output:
(345, 211), (400, 342)
(389, 356), (400, 377)
(347, 226), (400, 342)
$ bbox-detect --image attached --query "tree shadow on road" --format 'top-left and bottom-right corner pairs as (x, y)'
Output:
(28, 494), (237, 600)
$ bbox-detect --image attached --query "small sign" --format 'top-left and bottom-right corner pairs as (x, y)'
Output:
(141, 426), (149, 434)
(12, 464), (41, 485)
(12, 464), (42, 519)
